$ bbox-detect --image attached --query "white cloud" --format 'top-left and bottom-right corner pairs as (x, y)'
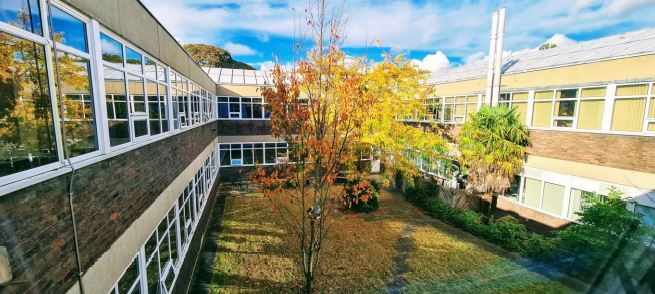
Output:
(466, 51), (486, 65)
(141, 0), (655, 63)
(412, 51), (450, 72)
(223, 42), (258, 56)
(543, 33), (577, 47)
(257, 61), (294, 71)
(604, 0), (655, 16)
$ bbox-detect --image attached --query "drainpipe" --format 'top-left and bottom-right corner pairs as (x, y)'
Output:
(484, 11), (499, 107)
(491, 7), (506, 107)
(47, 1), (85, 293)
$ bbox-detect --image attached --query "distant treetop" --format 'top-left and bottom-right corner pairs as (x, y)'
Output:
(538, 43), (558, 50)
(183, 43), (255, 70)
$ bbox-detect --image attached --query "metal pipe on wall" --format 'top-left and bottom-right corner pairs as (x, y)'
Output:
(484, 11), (499, 106)
(491, 7), (506, 106)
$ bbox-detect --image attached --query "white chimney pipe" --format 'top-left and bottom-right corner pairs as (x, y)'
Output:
(491, 7), (506, 106)
(484, 11), (499, 106)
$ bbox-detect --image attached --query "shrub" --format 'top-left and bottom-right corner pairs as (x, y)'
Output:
(341, 178), (380, 212)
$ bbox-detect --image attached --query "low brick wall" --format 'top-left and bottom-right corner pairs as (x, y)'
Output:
(496, 196), (571, 232)
(0, 122), (218, 293)
(217, 120), (272, 136)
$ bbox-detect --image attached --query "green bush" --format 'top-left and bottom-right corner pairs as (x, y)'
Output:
(340, 178), (380, 212)
(400, 177), (557, 260)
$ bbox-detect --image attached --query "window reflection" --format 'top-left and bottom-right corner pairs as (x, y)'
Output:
(0, 0), (42, 35)
(49, 5), (87, 52)
(104, 66), (130, 146)
(125, 47), (142, 73)
(0, 31), (56, 176)
(55, 51), (97, 157)
(100, 33), (122, 65)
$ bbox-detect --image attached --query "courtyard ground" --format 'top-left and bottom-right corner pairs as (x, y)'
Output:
(193, 184), (575, 293)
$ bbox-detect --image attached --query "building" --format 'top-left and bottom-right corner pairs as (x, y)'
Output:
(0, 0), (221, 293)
(424, 28), (655, 228)
(1, 0), (654, 293)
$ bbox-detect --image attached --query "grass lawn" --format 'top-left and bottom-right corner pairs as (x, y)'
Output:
(201, 184), (574, 293)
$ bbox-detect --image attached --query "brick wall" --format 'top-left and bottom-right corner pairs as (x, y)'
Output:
(0, 122), (218, 293)
(528, 130), (655, 174)
(217, 120), (272, 136)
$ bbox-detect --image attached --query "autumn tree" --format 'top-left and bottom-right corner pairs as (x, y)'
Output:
(251, 1), (445, 292)
(458, 105), (530, 221)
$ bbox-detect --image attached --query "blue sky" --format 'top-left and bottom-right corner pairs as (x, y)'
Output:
(140, 0), (655, 71)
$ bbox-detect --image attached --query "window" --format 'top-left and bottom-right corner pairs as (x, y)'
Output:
(532, 91), (553, 127)
(0, 32), (56, 177)
(128, 74), (148, 137)
(437, 95), (479, 124)
(218, 96), (269, 119)
(49, 5), (88, 52)
(55, 51), (97, 157)
(553, 89), (578, 127)
(499, 92), (528, 124)
(104, 66), (130, 146)
(542, 182), (565, 215)
(100, 33), (122, 65)
(0, 0), (42, 35)
(502, 176), (521, 201)
(522, 178), (542, 208)
(110, 255), (140, 294)
(611, 84), (648, 132)
(577, 87), (606, 130)
(219, 142), (288, 166)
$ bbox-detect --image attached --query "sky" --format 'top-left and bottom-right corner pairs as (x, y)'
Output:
(140, 0), (655, 72)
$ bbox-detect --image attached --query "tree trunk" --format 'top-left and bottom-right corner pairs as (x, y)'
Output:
(304, 218), (316, 293)
(483, 192), (495, 224)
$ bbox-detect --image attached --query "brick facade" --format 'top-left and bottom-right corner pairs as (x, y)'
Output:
(527, 130), (655, 174)
(0, 122), (218, 293)
(217, 120), (272, 136)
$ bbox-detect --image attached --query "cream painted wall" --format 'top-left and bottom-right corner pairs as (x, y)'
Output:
(525, 155), (655, 191)
(216, 85), (265, 97)
(66, 139), (219, 294)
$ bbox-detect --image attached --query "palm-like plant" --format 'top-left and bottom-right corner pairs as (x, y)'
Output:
(458, 105), (530, 221)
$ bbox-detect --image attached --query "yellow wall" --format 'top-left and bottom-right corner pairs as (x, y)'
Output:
(432, 54), (655, 96)
(525, 155), (655, 191)
(433, 78), (486, 96)
(216, 84), (265, 97)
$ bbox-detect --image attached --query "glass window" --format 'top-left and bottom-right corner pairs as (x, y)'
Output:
(0, 0), (42, 35)
(243, 145), (254, 165)
(0, 33), (56, 176)
(531, 101), (552, 127)
(147, 81), (161, 135)
(611, 98), (646, 132)
(117, 256), (140, 293)
(49, 5), (87, 52)
(542, 182), (565, 215)
(577, 100), (604, 130)
(125, 47), (142, 73)
(265, 143), (276, 164)
(55, 51), (97, 157)
(128, 74), (145, 113)
(144, 57), (156, 80)
(100, 33), (122, 65)
(254, 144), (264, 164)
(503, 176), (521, 201)
(104, 67), (129, 146)
(159, 84), (168, 133)
(157, 64), (166, 82)
(522, 178), (542, 208)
